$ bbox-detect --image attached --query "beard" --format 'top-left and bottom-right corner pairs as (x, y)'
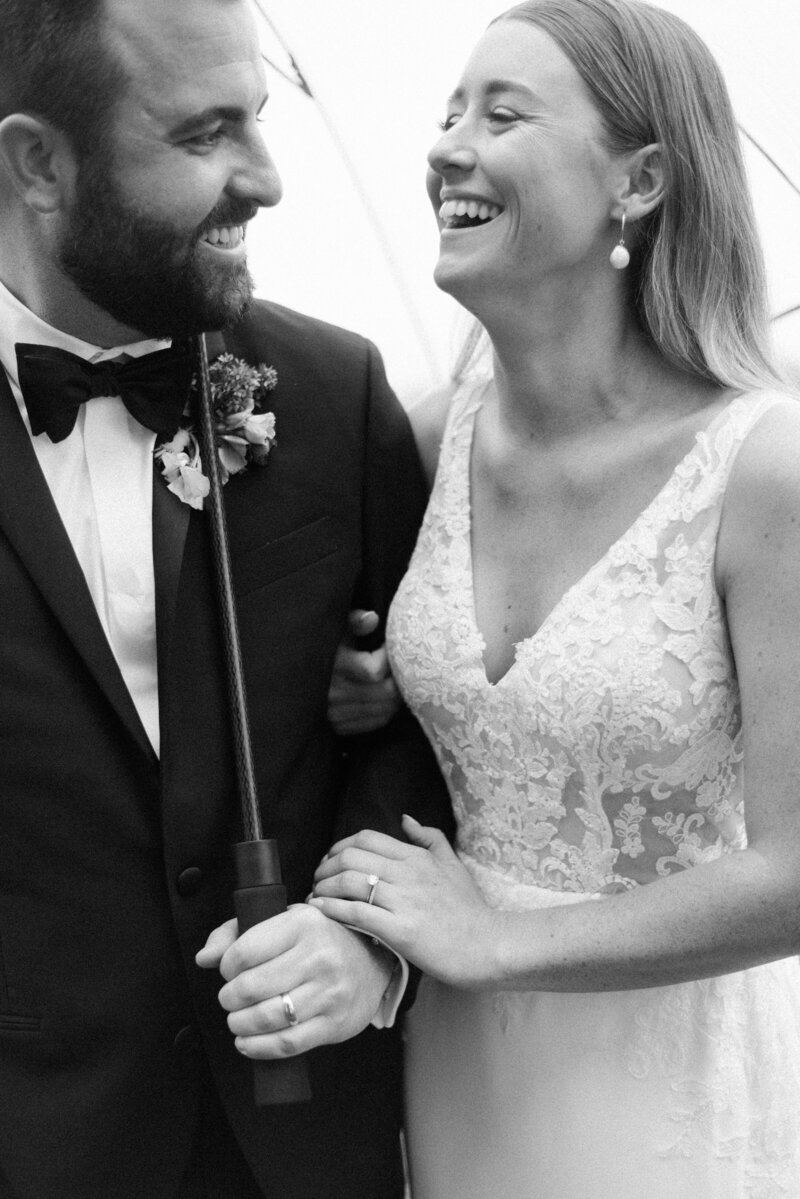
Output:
(58, 152), (257, 339)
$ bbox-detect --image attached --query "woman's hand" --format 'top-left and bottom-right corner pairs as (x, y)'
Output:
(327, 609), (402, 735)
(311, 815), (502, 988)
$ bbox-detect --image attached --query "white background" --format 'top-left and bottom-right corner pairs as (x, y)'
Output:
(246, 0), (800, 404)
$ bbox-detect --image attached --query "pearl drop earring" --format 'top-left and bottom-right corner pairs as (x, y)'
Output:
(610, 213), (630, 270)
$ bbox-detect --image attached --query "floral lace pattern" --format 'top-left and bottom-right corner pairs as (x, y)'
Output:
(394, 382), (800, 1196)
(388, 383), (783, 895)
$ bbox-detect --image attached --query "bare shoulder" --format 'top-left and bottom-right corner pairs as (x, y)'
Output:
(718, 395), (800, 588)
(408, 381), (461, 489)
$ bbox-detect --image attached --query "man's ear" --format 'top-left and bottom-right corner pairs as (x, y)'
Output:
(0, 113), (77, 214)
(612, 143), (664, 223)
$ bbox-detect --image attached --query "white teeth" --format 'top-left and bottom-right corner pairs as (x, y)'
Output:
(437, 199), (502, 226)
(201, 225), (245, 248)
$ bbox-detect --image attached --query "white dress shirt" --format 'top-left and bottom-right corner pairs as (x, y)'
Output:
(0, 280), (168, 754)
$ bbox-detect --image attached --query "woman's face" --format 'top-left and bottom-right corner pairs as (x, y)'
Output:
(427, 19), (625, 312)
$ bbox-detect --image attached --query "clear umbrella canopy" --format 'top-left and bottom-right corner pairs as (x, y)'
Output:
(247, 0), (800, 403)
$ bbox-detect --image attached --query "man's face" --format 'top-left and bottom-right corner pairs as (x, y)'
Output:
(59, 0), (282, 339)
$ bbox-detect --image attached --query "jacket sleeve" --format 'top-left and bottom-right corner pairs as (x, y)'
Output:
(333, 340), (454, 846)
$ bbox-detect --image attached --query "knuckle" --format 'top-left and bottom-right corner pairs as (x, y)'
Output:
(219, 946), (244, 981)
(345, 868), (367, 894)
(234, 975), (263, 1008)
(273, 1031), (299, 1058)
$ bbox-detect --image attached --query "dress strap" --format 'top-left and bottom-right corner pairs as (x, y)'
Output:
(683, 390), (794, 506)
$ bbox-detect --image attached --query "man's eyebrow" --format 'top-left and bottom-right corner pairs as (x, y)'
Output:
(168, 95), (269, 138)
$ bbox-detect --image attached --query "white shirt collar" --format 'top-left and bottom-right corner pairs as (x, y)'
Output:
(0, 276), (171, 392)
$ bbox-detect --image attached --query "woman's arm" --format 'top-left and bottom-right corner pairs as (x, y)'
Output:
(314, 401), (800, 993)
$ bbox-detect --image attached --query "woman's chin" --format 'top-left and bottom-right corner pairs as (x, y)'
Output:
(433, 257), (484, 305)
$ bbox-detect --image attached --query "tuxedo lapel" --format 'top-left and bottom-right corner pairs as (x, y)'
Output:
(152, 328), (222, 680)
(0, 370), (156, 763)
(152, 466), (191, 679)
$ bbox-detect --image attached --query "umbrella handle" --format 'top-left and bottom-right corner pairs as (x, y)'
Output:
(194, 335), (310, 1104)
(234, 841), (312, 1105)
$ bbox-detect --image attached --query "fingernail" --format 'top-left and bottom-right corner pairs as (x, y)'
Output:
(402, 813), (420, 824)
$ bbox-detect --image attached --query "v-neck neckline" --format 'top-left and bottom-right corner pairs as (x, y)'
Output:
(457, 389), (748, 689)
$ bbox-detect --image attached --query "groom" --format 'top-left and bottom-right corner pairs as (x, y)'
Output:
(0, 0), (449, 1196)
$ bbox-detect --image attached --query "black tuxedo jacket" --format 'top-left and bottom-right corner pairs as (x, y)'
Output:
(0, 300), (451, 1199)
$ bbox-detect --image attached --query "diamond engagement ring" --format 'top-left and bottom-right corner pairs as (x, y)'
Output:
(365, 873), (380, 905)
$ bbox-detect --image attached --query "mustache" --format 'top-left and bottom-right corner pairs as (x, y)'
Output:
(197, 201), (260, 235)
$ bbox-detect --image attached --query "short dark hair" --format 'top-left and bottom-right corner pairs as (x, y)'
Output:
(0, 0), (127, 157)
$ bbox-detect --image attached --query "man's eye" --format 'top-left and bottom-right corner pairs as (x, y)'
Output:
(188, 129), (225, 148)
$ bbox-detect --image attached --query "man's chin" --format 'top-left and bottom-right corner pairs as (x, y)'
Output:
(107, 276), (254, 340)
(186, 260), (254, 333)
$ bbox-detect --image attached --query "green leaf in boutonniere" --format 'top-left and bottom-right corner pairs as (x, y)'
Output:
(155, 354), (277, 509)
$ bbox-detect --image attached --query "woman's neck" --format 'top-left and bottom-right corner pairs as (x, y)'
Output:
(475, 284), (706, 444)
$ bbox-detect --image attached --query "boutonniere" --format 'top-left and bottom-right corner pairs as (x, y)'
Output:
(155, 354), (277, 509)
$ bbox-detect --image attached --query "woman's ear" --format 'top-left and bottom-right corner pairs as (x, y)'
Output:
(0, 114), (77, 214)
(612, 143), (664, 223)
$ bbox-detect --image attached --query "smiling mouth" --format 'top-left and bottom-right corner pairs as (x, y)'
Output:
(438, 199), (503, 230)
(199, 224), (246, 250)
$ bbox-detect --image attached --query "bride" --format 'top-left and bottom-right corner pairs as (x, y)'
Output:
(315, 0), (800, 1194)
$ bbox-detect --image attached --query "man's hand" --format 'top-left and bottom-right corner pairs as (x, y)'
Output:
(327, 609), (401, 735)
(196, 905), (394, 1058)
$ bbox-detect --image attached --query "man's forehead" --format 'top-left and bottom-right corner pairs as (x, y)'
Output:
(102, 0), (260, 77)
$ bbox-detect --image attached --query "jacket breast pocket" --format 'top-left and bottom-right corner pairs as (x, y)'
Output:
(233, 516), (344, 598)
(0, 1012), (42, 1033)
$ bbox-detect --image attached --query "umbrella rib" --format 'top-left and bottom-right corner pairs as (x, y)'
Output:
(739, 125), (800, 200)
(252, 3), (443, 382)
(253, 0), (313, 96)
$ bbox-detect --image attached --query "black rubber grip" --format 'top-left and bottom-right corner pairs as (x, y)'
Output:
(233, 843), (312, 1105)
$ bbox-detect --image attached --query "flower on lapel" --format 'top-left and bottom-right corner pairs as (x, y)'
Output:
(155, 354), (277, 509)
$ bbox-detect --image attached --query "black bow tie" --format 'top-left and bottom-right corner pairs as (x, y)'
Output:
(15, 342), (195, 443)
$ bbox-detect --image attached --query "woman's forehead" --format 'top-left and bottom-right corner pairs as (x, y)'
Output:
(453, 20), (604, 120)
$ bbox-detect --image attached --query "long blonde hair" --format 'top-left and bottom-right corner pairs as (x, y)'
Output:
(490, 0), (783, 391)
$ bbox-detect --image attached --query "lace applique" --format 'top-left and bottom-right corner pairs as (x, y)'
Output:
(393, 383), (800, 1193)
(388, 385), (784, 895)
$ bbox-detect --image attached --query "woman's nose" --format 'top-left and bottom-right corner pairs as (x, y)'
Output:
(427, 129), (478, 178)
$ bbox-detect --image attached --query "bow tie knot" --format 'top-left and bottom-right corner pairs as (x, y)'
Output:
(15, 341), (195, 444)
(88, 367), (129, 400)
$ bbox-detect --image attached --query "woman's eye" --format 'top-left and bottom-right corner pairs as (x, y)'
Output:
(438, 113), (462, 132)
(488, 108), (519, 125)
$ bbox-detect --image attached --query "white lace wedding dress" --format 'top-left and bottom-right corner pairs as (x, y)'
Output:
(386, 380), (800, 1199)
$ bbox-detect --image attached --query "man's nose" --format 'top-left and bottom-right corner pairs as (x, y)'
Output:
(230, 132), (283, 209)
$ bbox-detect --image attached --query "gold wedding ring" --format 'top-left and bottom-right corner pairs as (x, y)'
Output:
(281, 991), (299, 1027)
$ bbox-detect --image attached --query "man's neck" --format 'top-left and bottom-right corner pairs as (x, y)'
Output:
(0, 259), (148, 349)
